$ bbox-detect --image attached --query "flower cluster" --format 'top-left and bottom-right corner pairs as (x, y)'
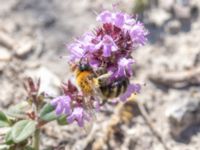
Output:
(51, 80), (95, 127)
(51, 10), (148, 127)
(68, 10), (148, 79)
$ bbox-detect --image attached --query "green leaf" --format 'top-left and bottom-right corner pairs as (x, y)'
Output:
(11, 120), (36, 143)
(57, 115), (68, 125)
(5, 131), (14, 145)
(0, 145), (10, 150)
(6, 101), (30, 119)
(39, 103), (57, 122)
(0, 111), (10, 128)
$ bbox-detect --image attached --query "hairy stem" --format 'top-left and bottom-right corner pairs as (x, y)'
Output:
(33, 103), (40, 150)
(33, 128), (40, 150)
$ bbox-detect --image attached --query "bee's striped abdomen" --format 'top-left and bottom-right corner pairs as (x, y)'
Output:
(99, 77), (129, 99)
(99, 86), (110, 98)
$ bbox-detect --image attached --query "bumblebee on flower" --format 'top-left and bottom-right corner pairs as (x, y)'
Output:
(51, 9), (148, 127)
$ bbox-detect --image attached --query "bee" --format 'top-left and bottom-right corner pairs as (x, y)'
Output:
(70, 61), (130, 131)
(72, 61), (130, 105)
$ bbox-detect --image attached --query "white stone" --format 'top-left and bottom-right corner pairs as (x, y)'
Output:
(173, 4), (191, 19)
(0, 47), (11, 61)
(159, 0), (175, 11)
(165, 20), (181, 34)
(166, 94), (200, 138)
(14, 38), (34, 58)
(147, 9), (171, 27)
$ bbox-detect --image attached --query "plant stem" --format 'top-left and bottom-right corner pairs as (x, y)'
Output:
(138, 102), (169, 150)
(33, 128), (40, 150)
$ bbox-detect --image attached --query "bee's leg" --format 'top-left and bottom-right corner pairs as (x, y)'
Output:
(83, 96), (96, 120)
(85, 96), (93, 110)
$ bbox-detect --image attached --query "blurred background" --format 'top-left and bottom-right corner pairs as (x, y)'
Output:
(0, 0), (200, 149)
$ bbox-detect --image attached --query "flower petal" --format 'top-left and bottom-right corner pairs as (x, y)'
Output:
(96, 10), (113, 23)
(114, 12), (125, 28)
(120, 83), (141, 101)
(51, 96), (72, 116)
(55, 102), (64, 115)
(66, 107), (90, 127)
(115, 58), (135, 78)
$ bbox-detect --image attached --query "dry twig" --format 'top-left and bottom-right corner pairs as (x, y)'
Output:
(0, 31), (15, 50)
(92, 96), (140, 150)
(138, 101), (170, 150)
(149, 67), (200, 88)
(92, 96), (170, 150)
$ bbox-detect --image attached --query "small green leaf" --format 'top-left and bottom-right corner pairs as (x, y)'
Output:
(11, 120), (36, 143)
(39, 103), (57, 122)
(57, 115), (68, 125)
(0, 144), (10, 150)
(5, 131), (14, 145)
(0, 111), (10, 127)
(6, 101), (30, 119)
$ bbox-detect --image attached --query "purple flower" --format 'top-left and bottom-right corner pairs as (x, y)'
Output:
(68, 43), (86, 62)
(97, 10), (148, 46)
(97, 11), (126, 28)
(120, 83), (141, 101)
(67, 107), (90, 127)
(77, 32), (96, 51)
(123, 14), (136, 27)
(68, 32), (96, 62)
(115, 58), (135, 78)
(68, 10), (148, 69)
(89, 59), (101, 68)
(51, 96), (72, 115)
(96, 10), (113, 24)
(128, 22), (148, 46)
(101, 35), (118, 57)
(51, 80), (95, 127)
(114, 12), (125, 28)
(65, 9), (148, 111)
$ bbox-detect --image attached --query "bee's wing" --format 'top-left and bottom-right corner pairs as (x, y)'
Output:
(95, 72), (112, 88)
(96, 72), (112, 80)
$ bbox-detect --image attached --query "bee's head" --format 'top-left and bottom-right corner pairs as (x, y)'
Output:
(78, 63), (92, 71)
(76, 54), (92, 71)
